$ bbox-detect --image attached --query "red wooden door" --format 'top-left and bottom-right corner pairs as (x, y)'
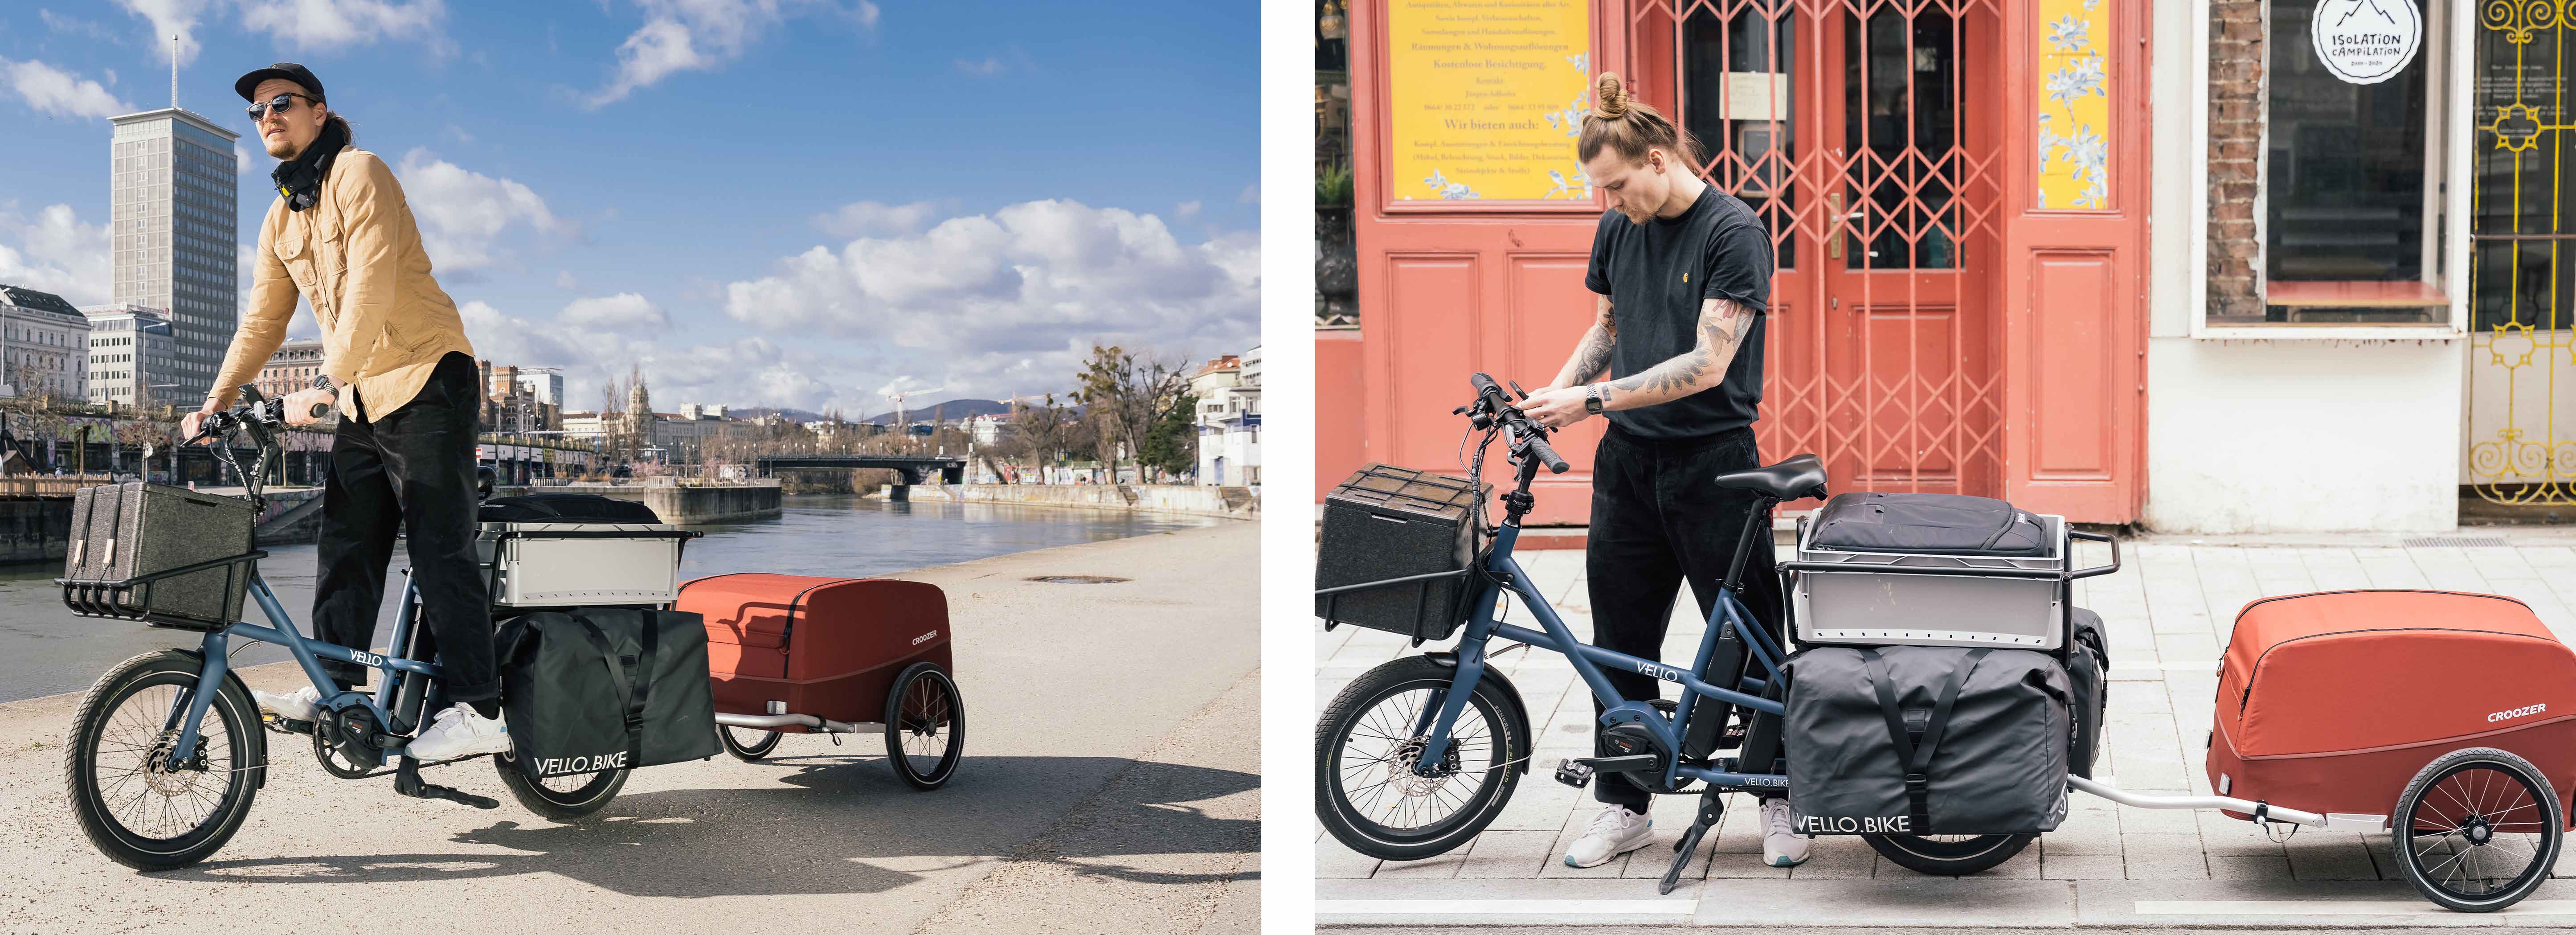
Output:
(1339, 0), (2144, 525)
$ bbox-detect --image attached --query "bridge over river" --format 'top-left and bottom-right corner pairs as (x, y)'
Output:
(754, 454), (968, 499)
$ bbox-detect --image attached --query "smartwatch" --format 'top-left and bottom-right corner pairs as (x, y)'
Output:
(1583, 384), (1604, 415)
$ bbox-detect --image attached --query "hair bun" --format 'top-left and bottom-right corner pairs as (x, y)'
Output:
(1592, 72), (1631, 119)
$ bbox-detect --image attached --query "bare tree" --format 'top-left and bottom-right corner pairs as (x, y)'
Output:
(1072, 344), (1191, 482)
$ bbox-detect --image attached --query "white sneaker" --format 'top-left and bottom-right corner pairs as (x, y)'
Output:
(251, 685), (323, 722)
(405, 703), (510, 761)
(1761, 798), (1811, 868)
(1563, 804), (1655, 868)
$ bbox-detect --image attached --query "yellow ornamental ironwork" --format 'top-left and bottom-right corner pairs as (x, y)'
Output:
(2468, 0), (2576, 505)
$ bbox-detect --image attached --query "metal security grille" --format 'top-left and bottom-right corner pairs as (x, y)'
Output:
(1644, 0), (2007, 498)
(2470, 2), (2576, 505)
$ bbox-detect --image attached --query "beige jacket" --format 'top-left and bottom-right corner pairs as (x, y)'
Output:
(210, 144), (475, 421)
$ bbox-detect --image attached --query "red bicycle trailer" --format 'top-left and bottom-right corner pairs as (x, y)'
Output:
(2076, 588), (2576, 912)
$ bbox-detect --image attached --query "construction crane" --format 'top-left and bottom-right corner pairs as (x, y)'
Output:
(886, 385), (944, 437)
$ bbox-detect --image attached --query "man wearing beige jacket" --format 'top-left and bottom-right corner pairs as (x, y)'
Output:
(186, 63), (505, 761)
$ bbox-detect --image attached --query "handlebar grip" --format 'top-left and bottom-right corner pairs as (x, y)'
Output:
(1468, 372), (1503, 404)
(1524, 433), (1570, 474)
(309, 402), (330, 418)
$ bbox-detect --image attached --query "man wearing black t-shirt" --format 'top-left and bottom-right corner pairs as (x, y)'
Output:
(1520, 73), (1802, 870)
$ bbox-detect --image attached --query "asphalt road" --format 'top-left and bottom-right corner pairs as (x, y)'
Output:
(0, 520), (1259, 935)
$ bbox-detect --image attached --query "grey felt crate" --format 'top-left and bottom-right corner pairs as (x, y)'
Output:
(62, 482), (256, 630)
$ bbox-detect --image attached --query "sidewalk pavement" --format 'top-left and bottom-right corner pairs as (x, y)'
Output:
(1317, 530), (2576, 928)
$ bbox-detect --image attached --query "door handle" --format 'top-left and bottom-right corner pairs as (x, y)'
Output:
(1826, 191), (1845, 259)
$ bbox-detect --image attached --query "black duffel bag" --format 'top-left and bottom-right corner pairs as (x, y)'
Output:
(496, 607), (720, 777)
(1784, 645), (2071, 836)
(479, 492), (664, 523)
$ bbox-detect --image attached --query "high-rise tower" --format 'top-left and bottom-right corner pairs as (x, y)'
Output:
(107, 59), (238, 406)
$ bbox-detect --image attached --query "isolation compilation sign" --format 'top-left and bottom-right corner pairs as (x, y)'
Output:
(1387, 0), (1592, 202)
(2310, 0), (2421, 85)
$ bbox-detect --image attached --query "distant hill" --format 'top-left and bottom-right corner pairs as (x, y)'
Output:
(863, 398), (1014, 424)
(725, 398), (1029, 425)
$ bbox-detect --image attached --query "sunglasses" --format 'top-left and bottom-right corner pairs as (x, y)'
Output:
(244, 93), (316, 122)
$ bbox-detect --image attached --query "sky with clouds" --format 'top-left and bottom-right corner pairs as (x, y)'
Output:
(0, 0), (1258, 418)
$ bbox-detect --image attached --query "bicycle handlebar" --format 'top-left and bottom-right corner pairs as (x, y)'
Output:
(1466, 373), (1569, 475)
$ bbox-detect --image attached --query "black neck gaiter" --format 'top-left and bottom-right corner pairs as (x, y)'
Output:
(270, 119), (348, 213)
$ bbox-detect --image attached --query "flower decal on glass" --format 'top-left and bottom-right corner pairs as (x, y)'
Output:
(1425, 169), (1482, 200)
(2037, 0), (2113, 209)
(1546, 168), (1593, 199)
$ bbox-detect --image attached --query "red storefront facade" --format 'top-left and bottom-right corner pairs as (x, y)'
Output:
(1320, 0), (2151, 526)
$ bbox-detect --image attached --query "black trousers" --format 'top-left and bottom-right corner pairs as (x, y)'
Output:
(1586, 424), (1787, 810)
(311, 351), (496, 704)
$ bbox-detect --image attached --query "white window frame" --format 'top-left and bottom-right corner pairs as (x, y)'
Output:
(2192, 0), (2470, 340)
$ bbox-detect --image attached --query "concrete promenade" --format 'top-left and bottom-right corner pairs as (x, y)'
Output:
(876, 483), (1260, 520)
(1, 521), (1259, 935)
(1319, 529), (2576, 929)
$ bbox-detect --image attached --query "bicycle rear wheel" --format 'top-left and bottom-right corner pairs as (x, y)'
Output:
(1863, 832), (2035, 876)
(64, 651), (265, 870)
(494, 758), (628, 821)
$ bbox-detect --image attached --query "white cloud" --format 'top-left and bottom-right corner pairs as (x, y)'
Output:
(236, 0), (450, 53)
(393, 148), (564, 271)
(1237, 184), (1258, 205)
(812, 199), (936, 238)
(555, 269), (577, 289)
(586, 0), (873, 108)
(1176, 200), (1201, 218)
(560, 292), (670, 331)
(41, 10), (125, 44)
(113, 0), (215, 66)
(0, 205), (112, 306)
(236, 143), (254, 175)
(720, 199), (1258, 396)
(1, 59), (134, 119)
(954, 57), (1003, 76)
(457, 299), (865, 414)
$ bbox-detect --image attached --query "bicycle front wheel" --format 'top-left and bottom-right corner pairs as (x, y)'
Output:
(64, 651), (265, 870)
(1316, 655), (1525, 861)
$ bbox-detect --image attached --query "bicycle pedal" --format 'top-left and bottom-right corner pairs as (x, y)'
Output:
(1554, 758), (1593, 789)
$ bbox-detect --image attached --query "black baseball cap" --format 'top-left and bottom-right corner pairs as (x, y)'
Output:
(234, 62), (323, 103)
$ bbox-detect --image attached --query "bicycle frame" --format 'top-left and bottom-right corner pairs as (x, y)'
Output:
(1409, 454), (1790, 796)
(164, 567), (442, 768)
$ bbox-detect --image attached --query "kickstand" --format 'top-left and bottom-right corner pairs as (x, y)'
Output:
(1658, 789), (1726, 895)
(393, 756), (500, 810)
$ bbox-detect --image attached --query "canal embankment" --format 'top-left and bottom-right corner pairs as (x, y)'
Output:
(870, 483), (1258, 520)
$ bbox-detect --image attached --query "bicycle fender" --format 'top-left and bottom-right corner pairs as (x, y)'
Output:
(1423, 651), (1533, 775)
(167, 648), (271, 790)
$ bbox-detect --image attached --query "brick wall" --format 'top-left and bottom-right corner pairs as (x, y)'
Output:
(2208, 0), (2265, 322)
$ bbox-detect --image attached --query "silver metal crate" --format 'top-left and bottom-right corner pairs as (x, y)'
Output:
(476, 521), (692, 607)
(1789, 512), (2071, 649)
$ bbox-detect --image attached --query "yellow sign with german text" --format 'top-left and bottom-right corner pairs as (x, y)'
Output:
(1387, 0), (1592, 201)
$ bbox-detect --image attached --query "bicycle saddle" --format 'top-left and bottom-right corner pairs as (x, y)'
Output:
(1710, 454), (1828, 501)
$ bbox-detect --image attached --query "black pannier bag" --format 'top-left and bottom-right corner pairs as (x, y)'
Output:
(495, 606), (720, 777)
(2067, 608), (2110, 778)
(1785, 645), (2072, 835)
(1809, 492), (2048, 556)
(1315, 464), (1484, 642)
(478, 492), (664, 523)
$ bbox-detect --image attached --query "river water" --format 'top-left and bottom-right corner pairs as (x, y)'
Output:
(0, 494), (1222, 703)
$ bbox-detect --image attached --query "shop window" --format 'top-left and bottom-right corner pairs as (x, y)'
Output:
(2255, 0), (2448, 325)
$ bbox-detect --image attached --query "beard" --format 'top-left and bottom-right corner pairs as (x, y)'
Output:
(261, 130), (302, 160)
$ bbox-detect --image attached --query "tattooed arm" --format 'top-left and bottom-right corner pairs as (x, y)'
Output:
(1546, 294), (1617, 390)
(1597, 297), (1754, 410)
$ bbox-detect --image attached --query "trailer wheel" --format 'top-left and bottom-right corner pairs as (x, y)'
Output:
(718, 724), (781, 762)
(885, 663), (964, 790)
(2395, 747), (2562, 912)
